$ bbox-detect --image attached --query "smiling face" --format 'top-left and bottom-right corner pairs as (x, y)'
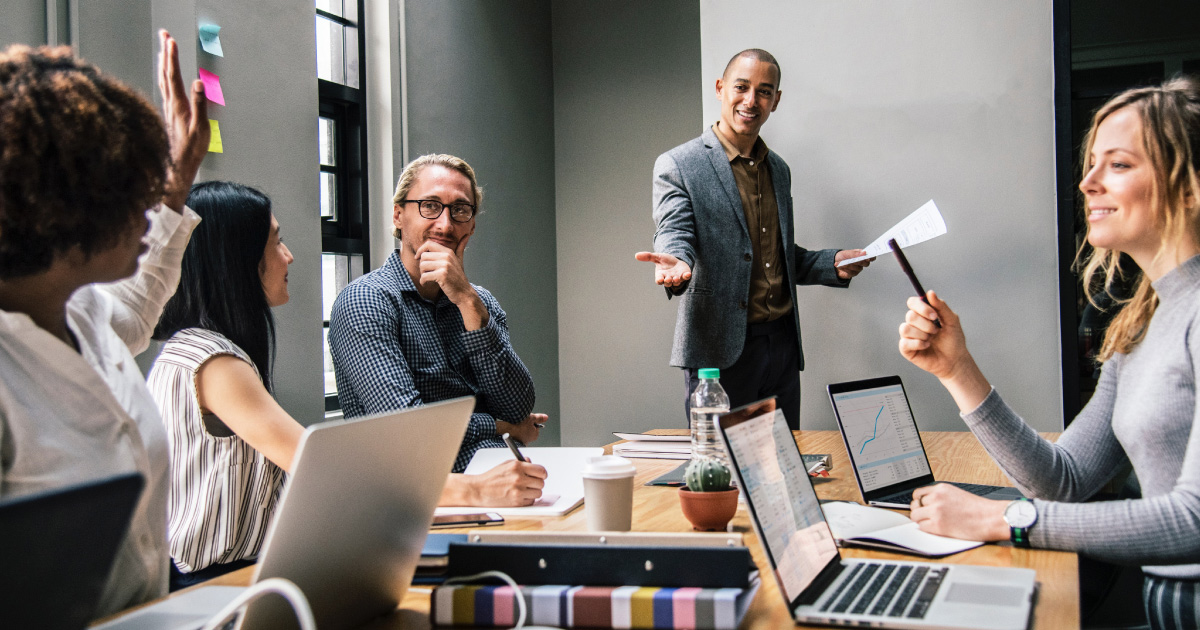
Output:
(715, 56), (781, 144)
(1080, 107), (1162, 265)
(258, 214), (293, 307)
(393, 164), (476, 263)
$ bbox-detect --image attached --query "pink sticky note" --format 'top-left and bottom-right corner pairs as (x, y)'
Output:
(198, 68), (225, 106)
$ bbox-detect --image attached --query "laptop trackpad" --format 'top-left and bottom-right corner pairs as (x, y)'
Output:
(944, 582), (1026, 607)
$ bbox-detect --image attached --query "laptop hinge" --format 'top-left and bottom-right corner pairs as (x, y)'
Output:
(796, 560), (845, 607)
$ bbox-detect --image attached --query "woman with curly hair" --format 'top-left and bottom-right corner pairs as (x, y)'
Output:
(898, 76), (1200, 628)
(0, 32), (208, 617)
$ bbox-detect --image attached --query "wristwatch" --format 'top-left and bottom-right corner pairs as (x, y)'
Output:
(1003, 498), (1037, 547)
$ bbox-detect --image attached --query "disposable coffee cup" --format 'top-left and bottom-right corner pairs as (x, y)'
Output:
(582, 456), (636, 531)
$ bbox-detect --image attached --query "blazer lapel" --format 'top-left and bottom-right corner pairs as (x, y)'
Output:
(703, 128), (750, 238)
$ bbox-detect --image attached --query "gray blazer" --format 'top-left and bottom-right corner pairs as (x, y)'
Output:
(652, 128), (846, 370)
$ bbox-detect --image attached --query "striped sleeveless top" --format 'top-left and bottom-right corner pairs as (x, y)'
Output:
(147, 328), (286, 573)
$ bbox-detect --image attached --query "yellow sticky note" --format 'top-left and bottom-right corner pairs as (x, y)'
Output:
(208, 119), (223, 153)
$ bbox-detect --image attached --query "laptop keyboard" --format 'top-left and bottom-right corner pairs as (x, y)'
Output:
(818, 563), (947, 619)
(886, 482), (1001, 505)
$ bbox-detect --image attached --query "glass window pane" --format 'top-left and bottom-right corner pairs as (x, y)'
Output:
(318, 117), (336, 167)
(315, 0), (341, 17)
(324, 327), (337, 395)
(343, 25), (359, 89)
(322, 253), (337, 320)
(315, 16), (344, 84)
(320, 171), (337, 219)
(343, 0), (357, 23)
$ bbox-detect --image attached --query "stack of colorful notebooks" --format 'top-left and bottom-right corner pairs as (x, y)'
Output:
(432, 577), (759, 630)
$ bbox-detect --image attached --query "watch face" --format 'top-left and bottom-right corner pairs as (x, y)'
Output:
(1005, 500), (1037, 528)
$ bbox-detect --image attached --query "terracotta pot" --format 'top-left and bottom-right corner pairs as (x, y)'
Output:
(678, 487), (738, 531)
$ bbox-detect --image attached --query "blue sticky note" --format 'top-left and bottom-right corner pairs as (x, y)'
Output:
(198, 23), (223, 57)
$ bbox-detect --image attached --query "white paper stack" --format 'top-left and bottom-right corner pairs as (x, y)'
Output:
(611, 432), (691, 460)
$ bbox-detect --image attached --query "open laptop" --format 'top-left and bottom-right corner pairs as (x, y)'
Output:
(827, 376), (1023, 509)
(1, 472), (143, 630)
(96, 396), (474, 630)
(717, 398), (1036, 630)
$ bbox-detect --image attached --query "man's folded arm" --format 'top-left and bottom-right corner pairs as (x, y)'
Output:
(463, 292), (535, 425)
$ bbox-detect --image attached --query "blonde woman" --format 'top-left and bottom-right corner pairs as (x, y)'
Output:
(898, 77), (1200, 628)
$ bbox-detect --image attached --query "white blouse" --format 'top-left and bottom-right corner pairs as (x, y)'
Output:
(0, 206), (199, 618)
(148, 328), (285, 573)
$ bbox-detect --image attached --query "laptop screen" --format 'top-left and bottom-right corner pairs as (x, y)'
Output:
(718, 401), (839, 606)
(828, 377), (932, 493)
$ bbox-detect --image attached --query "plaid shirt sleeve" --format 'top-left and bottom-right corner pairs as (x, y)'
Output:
(329, 276), (535, 472)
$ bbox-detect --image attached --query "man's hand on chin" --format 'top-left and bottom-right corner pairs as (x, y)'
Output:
(416, 236), (489, 329)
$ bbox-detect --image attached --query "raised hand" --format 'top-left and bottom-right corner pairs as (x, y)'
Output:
(897, 291), (969, 379)
(634, 251), (692, 288)
(834, 249), (873, 280)
(157, 30), (209, 213)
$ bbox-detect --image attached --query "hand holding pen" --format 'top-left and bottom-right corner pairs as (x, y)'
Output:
(888, 239), (940, 328)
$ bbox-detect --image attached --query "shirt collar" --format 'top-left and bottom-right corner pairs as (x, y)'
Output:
(711, 122), (769, 163)
(386, 250), (420, 294)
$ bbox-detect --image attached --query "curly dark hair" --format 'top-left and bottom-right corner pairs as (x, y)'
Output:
(0, 45), (169, 279)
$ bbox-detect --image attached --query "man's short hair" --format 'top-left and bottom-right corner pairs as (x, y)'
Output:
(392, 154), (484, 239)
(722, 48), (781, 87)
(0, 45), (168, 279)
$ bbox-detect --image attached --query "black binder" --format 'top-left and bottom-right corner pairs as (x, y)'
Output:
(446, 542), (751, 588)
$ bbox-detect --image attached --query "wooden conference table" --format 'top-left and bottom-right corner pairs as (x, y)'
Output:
(115, 430), (1078, 629)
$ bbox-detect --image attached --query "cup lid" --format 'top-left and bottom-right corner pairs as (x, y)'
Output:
(582, 455), (636, 479)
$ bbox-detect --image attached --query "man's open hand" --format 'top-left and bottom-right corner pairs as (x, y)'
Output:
(634, 251), (692, 288)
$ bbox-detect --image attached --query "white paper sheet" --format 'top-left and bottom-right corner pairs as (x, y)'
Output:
(837, 199), (947, 266)
(434, 447), (604, 517)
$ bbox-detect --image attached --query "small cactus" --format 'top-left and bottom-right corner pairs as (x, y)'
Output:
(685, 457), (732, 492)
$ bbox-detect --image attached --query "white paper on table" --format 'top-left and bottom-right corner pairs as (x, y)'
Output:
(820, 501), (981, 556)
(612, 432), (689, 442)
(837, 199), (947, 266)
(434, 447), (604, 517)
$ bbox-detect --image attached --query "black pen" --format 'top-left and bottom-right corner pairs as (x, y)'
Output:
(888, 238), (941, 328)
(502, 432), (526, 462)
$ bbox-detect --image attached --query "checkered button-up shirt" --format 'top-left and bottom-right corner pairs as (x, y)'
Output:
(328, 251), (536, 472)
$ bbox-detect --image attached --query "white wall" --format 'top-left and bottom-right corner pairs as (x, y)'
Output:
(553, 1), (703, 447)
(700, 0), (1063, 431)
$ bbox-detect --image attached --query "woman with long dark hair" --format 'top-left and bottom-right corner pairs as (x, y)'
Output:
(898, 77), (1200, 627)
(150, 181), (547, 588)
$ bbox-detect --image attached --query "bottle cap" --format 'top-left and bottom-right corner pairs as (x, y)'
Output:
(582, 456), (636, 479)
(698, 368), (720, 379)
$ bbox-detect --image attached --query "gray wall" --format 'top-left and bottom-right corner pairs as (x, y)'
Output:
(1, 0), (45, 47)
(404, 0), (562, 445)
(552, 1), (703, 447)
(699, 0), (1063, 432)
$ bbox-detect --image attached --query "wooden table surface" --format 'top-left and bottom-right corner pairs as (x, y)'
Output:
(107, 430), (1077, 629)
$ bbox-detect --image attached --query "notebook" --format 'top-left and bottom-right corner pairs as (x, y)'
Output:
(96, 396), (474, 630)
(1, 472), (143, 630)
(434, 447), (604, 517)
(717, 398), (1037, 630)
(827, 376), (1023, 509)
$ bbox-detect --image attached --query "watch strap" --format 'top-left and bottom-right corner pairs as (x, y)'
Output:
(1008, 498), (1033, 547)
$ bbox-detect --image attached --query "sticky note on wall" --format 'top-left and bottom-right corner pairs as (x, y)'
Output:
(198, 68), (225, 106)
(208, 119), (223, 153)
(198, 23), (223, 57)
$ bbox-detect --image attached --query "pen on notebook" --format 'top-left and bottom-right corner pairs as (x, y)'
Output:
(502, 432), (526, 462)
(888, 238), (941, 328)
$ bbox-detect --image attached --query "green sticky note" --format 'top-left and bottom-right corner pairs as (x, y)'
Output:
(199, 23), (223, 57)
(208, 119), (223, 153)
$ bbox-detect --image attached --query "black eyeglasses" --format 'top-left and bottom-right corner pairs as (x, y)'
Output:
(400, 199), (476, 223)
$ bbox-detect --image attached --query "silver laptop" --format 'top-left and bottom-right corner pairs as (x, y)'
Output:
(827, 376), (1023, 509)
(717, 398), (1037, 630)
(95, 396), (474, 630)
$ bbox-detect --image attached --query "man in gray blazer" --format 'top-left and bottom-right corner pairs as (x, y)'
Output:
(636, 49), (871, 429)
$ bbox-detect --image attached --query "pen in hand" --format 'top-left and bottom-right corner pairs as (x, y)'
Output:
(888, 238), (941, 329)
(502, 432), (527, 462)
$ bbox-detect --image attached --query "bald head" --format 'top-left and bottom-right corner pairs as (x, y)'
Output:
(722, 48), (780, 87)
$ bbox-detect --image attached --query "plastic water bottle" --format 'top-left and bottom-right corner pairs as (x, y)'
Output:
(690, 368), (731, 469)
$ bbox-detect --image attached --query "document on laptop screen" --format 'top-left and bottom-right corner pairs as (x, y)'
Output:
(830, 384), (932, 492)
(723, 409), (838, 602)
